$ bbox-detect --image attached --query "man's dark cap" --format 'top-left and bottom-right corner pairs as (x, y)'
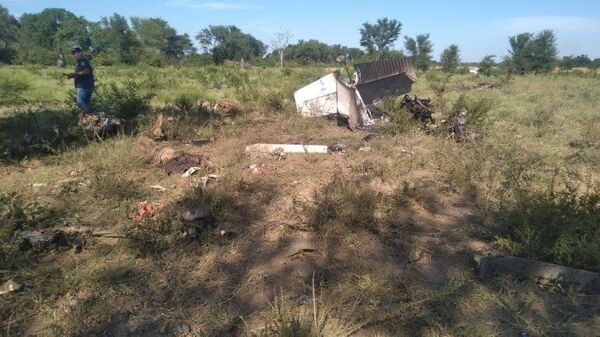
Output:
(71, 47), (82, 54)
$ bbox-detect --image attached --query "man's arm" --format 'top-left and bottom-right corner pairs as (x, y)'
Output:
(63, 68), (89, 78)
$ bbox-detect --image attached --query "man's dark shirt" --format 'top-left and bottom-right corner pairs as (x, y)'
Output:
(74, 57), (95, 89)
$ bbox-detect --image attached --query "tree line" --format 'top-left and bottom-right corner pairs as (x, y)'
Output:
(1, 5), (598, 73)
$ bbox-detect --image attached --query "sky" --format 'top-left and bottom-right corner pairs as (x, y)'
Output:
(4, 0), (600, 61)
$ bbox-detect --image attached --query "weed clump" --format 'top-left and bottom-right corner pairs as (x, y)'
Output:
(379, 96), (420, 135)
(0, 74), (30, 105)
(94, 81), (155, 119)
(309, 175), (379, 233)
(493, 177), (600, 271)
(0, 193), (53, 268)
(448, 94), (493, 136)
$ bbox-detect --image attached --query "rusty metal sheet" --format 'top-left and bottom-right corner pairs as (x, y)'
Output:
(354, 57), (417, 84)
(354, 57), (417, 106)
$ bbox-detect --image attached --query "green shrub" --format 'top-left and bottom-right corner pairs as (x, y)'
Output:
(493, 177), (600, 271)
(95, 81), (155, 119)
(379, 95), (420, 134)
(259, 89), (286, 112)
(448, 94), (493, 133)
(0, 74), (30, 105)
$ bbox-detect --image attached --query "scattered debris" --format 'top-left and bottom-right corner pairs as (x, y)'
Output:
(78, 112), (123, 136)
(400, 149), (415, 156)
(181, 205), (216, 239)
(216, 228), (237, 239)
(156, 148), (213, 175)
(18, 230), (69, 251)
(150, 185), (167, 192)
(197, 174), (220, 189)
(182, 166), (203, 178)
(328, 143), (345, 154)
(190, 138), (214, 147)
(150, 114), (164, 140)
(182, 205), (210, 222)
(247, 164), (260, 175)
(287, 236), (317, 257)
(451, 109), (467, 140)
(134, 201), (158, 221)
(473, 82), (496, 90)
(196, 98), (241, 116)
(359, 146), (372, 152)
(477, 255), (600, 295)
(400, 95), (434, 123)
(246, 144), (328, 154)
(31, 183), (47, 188)
(0, 279), (22, 296)
(214, 98), (241, 115)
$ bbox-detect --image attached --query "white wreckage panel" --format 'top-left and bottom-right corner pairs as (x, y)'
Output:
(294, 71), (372, 129)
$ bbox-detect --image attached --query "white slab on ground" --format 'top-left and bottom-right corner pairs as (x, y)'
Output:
(245, 144), (328, 154)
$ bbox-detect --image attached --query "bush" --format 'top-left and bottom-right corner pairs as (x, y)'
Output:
(493, 179), (600, 271)
(448, 94), (492, 133)
(379, 95), (420, 134)
(258, 89), (286, 112)
(94, 81), (155, 119)
(0, 74), (30, 105)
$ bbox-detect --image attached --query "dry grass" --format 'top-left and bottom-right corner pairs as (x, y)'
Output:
(0, 66), (599, 336)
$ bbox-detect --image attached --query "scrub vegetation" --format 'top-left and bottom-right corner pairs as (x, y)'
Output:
(1, 64), (599, 337)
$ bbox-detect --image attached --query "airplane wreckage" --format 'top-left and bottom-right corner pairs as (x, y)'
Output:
(293, 56), (417, 129)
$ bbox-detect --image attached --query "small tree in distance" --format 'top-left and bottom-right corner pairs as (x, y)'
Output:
(440, 44), (460, 73)
(404, 33), (433, 71)
(479, 55), (496, 76)
(360, 18), (402, 60)
(270, 28), (292, 68)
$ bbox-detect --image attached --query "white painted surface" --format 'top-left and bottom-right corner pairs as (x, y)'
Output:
(245, 144), (329, 154)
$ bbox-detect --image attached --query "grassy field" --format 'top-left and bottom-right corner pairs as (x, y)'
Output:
(0, 64), (599, 336)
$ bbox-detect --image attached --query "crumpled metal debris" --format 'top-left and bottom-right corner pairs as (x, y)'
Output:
(155, 147), (213, 176)
(400, 95), (434, 123)
(78, 112), (123, 136)
(294, 57), (417, 129)
(451, 109), (467, 139)
(19, 230), (69, 251)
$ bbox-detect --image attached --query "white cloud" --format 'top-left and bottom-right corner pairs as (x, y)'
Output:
(169, 0), (259, 10)
(492, 16), (600, 34)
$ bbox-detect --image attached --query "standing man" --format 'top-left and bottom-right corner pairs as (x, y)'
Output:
(64, 47), (98, 114)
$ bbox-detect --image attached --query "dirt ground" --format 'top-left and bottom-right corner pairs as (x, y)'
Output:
(2, 110), (598, 337)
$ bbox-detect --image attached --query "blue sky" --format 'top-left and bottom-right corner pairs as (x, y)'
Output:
(4, 0), (600, 61)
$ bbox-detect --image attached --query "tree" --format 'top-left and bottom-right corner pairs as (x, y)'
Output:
(18, 8), (90, 64)
(440, 44), (460, 73)
(508, 30), (557, 74)
(89, 14), (139, 64)
(270, 28), (292, 68)
(131, 17), (195, 59)
(0, 5), (20, 63)
(359, 18), (401, 59)
(288, 39), (329, 64)
(479, 55), (496, 76)
(573, 55), (592, 67)
(560, 56), (575, 70)
(529, 30), (557, 74)
(196, 25), (265, 64)
(404, 33), (433, 71)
